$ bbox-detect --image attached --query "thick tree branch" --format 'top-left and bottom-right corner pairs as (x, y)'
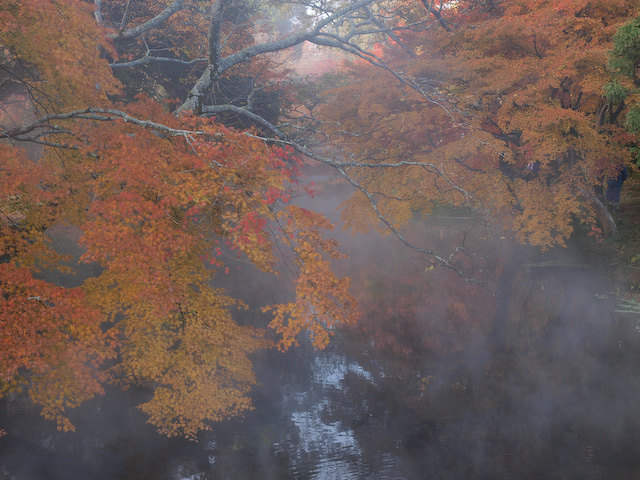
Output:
(202, 104), (286, 137)
(208, 0), (226, 67)
(420, 0), (452, 32)
(176, 0), (376, 114)
(109, 56), (207, 69)
(109, 0), (187, 41)
(93, 0), (103, 24)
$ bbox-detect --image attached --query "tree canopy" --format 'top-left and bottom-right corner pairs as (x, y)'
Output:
(0, 0), (369, 438)
(320, 0), (640, 258)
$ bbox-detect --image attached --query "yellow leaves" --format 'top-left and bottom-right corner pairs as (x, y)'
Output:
(264, 205), (358, 351)
(86, 236), (266, 438)
(510, 177), (585, 249)
(265, 265), (357, 351)
(128, 286), (264, 439)
(0, 0), (120, 110)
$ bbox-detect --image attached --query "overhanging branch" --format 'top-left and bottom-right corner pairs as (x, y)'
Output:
(0, 108), (221, 143)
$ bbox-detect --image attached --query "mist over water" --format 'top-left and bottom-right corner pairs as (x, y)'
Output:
(2, 166), (640, 479)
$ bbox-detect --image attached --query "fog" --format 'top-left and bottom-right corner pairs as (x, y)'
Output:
(2, 165), (640, 479)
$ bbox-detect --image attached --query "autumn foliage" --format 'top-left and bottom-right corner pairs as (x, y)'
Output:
(2, 0), (640, 440)
(0, 0), (356, 438)
(321, 0), (640, 249)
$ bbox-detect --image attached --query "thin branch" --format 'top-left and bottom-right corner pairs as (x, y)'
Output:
(233, 118), (480, 278)
(119, 0), (133, 32)
(307, 34), (460, 122)
(365, 6), (416, 57)
(335, 165), (479, 282)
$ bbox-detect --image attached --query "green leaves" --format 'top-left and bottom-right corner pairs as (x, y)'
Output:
(609, 16), (640, 77)
(625, 106), (640, 133)
(604, 80), (628, 103)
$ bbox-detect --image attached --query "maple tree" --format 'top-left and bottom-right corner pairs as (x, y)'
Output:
(0, 0), (472, 439)
(0, 0), (400, 438)
(317, 0), (640, 274)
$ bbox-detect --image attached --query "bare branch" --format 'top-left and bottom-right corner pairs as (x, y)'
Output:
(365, 6), (416, 57)
(109, 56), (207, 69)
(202, 104), (287, 137)
(335, 165), (480, 282)
(420, 0), (452, 32)
(120, 0), (133, 31)
(177, 0), (377, 114)
(208, 0), (227, 67)
(0, 108), (221, 143)
(109, 0), (187, 41)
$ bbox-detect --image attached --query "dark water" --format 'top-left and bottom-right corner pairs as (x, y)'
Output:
(3, 174), (640, 479)
(3, 300), (640, 480)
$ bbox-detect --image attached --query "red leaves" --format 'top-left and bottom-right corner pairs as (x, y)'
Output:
(264, 186), (291, 205)
(0, 85), (359, 436)
(0, 264), (115, 430)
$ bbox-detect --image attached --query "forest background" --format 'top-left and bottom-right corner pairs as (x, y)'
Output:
(1, 0), (640, 439)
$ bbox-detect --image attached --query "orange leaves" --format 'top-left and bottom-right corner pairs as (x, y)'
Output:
(319, 0), (640, 249)
(136, 288), (264, 440)
(265, 205), (358, 351)
(0, 89), (356, 436)
(266, 260), (357, 351)
(510, 177), (585, 248)
(0, 145), (69, 271)
(0, 0), (361, 438)
(0, 0), (120, 110)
